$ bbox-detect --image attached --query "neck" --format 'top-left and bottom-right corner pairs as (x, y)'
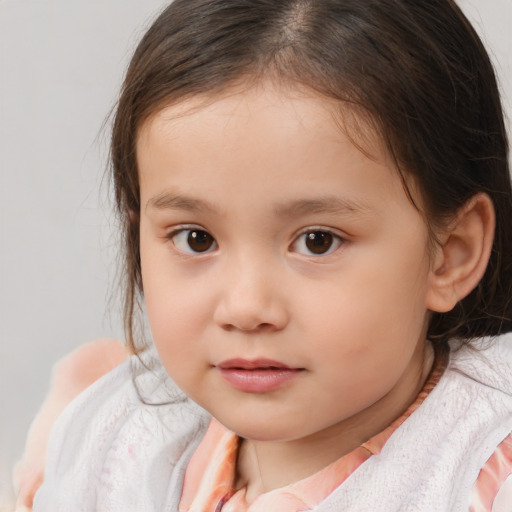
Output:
(236, 340), (435, 504)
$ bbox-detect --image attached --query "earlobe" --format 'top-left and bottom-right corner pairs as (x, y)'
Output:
(426, 193), (495, 313)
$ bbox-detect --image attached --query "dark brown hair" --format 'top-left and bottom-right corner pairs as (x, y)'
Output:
(110, 0), (512, 353)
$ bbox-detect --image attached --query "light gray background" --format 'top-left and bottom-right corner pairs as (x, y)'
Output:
(0, 0), (510, 505)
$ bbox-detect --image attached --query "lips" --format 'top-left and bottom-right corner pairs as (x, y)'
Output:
(217, 358), (294, 370)
(216, 359), (303, 393)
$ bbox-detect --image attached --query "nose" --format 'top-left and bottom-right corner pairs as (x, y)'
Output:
(213, 258), (289, 333)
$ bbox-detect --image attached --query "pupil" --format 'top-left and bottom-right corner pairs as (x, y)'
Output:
(305, 231), (333, 254)
(188, 230), (213, 252)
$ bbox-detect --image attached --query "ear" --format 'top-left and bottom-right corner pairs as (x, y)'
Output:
(426, 193), (495, 313)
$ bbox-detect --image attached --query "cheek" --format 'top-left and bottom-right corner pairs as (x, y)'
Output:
(296, 250), (430, 374)
(144, 284), (206, 362)
(304, 268), (427, 343)
(141, 233), (209, 331)
(140, 243), (206, 371)
(145, 295), (210, 399)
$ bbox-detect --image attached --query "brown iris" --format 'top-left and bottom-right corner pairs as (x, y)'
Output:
(305, 231), (334, 254)
(187, 230), (215, 252)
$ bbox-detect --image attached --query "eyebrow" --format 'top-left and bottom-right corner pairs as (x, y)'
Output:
(146, 192), (373, 218)
(273, 196), (374, 218)
(147, 192), (217, 214)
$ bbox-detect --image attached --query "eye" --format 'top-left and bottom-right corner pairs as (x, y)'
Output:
(170, 228), (217, 254)
(291, 230), (343, 256)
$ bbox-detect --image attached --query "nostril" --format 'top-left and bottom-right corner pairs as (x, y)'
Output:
(241, 322), (274, 333)
(255, 322), (275, 333)
(221, 322), (275, 333)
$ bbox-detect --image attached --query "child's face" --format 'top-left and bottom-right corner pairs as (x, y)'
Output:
(137, 83), (436, 444)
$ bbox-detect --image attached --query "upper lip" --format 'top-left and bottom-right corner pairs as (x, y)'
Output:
(216, 358), (297, 370)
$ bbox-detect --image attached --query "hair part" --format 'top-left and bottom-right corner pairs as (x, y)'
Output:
(110, 0), (512, 353)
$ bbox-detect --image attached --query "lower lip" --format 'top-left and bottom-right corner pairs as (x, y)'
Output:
(218, 368), (302, 393)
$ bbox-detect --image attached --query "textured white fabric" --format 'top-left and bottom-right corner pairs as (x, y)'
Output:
(33, 351), (211, 512)
(492, 474), (512, 512)
(33, 335), (512, 512)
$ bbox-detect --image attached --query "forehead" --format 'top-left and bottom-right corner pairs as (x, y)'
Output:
(136, 82), (415, 219)
(137, 81), (388, 164)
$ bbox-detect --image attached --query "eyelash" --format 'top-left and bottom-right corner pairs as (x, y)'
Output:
(167, 226), (218, 255)
(166, 226), (345, 257)
(291, 228), (344, 257)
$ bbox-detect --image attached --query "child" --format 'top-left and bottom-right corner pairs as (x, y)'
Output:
(25, 0), (512, 510)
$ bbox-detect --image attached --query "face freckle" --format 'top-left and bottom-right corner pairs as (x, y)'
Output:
(137, 82), (434, 449)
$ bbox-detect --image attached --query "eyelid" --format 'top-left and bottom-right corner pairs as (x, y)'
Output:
(166, 224), (218, 255)
(290, 226), (346, 257)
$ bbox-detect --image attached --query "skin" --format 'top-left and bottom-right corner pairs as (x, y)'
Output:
(137, 82), (440, 501)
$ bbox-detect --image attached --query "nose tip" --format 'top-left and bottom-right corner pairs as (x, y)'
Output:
(213, 279), (289, 333)
(215, 303), (289, 333)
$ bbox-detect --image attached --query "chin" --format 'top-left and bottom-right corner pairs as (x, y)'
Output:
(217, 415), (312, 442)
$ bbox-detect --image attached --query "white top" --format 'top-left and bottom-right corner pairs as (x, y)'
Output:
(33, 335), (512, 512)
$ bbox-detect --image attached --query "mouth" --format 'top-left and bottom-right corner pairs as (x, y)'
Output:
(215, 359), (304, 393)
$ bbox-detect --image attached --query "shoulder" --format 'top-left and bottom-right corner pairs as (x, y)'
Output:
(430, 334), (512, 511)
(317, 334), (512, 512)
(471, 434), (512, 512)
(33, 351), (210, 511)
(492, 475), (512, 512)
(448, 332), (512, 394)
